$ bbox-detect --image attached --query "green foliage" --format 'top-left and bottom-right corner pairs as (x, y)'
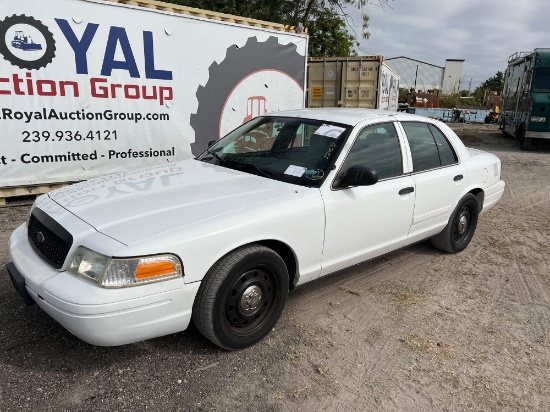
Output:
(160, 0), (391, 57)
(480, 71), (504, 93)
(438, 93), (460, 109)
(473, 71), (504, 103)
(438, 92), (483, 108)
(167, 0), (294, 23)
(307, 7), (357, 56)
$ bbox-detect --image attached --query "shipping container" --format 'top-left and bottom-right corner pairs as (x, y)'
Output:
(307, 56), (399, 111)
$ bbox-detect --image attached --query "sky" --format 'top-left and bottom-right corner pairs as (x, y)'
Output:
(344, 0), (550, 90)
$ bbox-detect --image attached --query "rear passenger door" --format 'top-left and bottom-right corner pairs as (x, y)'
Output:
(399, 121), (467, 244)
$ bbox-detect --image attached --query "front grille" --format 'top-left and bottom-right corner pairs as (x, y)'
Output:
(28, 208), (73, 269)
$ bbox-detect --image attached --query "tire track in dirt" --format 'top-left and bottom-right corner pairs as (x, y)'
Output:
(507, 187), (550, 210)
(278, 243), (453, 411)
(274, 135), (550, 411)
(447, 146), (550, 410)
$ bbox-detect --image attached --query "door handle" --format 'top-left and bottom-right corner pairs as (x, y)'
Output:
(454, 174), (463, 181)
(399, 187), (414, 195)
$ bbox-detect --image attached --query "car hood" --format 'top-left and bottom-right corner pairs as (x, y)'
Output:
(48, 160), (297, 245)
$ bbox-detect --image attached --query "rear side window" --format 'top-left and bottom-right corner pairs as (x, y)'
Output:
(401, 122), (457, 172)
(428, 124), (458, 166)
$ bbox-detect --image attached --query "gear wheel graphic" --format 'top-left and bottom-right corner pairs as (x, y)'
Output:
(190, 36), (305, 155)
(0, 14), (56, 70)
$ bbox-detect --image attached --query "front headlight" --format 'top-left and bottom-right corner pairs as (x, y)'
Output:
(67, 246), (183, 288)
(68, 246), (110, 282)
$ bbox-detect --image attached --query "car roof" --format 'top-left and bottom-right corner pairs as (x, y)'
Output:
(268, 108), (399, 126)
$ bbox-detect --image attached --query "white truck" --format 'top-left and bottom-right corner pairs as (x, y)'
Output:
(306, 56), (399, 111)
(0, 0), (307, 188)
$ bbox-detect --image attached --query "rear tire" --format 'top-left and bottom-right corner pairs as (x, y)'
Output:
(431, 193), (479, 253)
(192, 244), (289, 350)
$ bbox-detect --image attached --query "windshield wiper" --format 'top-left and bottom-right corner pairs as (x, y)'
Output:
(225, 158), (273, 178)
(203, 148), (225, 164)
(239, 162), (273, 178)
(203, 150), (272, 178)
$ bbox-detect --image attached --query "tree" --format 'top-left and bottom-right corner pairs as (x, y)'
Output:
(479, 70), (504, 94)
(472, 71), (504, 106)
(474, 71), (504, 98)
(480, 71), (504, 93)
(162, 0), (391, 56)
(306, 6), (358, 56)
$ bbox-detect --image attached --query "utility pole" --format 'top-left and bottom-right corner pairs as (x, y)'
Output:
(468, 78), (473, 93)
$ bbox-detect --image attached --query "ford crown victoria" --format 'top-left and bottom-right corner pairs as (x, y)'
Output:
(7, 109), (505, 350)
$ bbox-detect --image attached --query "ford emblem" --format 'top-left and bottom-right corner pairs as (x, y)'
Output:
(36, 231), (46, 243)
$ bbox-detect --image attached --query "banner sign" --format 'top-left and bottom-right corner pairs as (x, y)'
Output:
(377, 62), (399, 111)
(0, 0), (307, 187)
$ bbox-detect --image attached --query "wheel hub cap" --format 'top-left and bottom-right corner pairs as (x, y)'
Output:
(240, 285), (262, 314)
(458, 215), (468, 235)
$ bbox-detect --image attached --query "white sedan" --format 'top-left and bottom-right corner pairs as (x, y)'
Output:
(7, 109), (505, 350)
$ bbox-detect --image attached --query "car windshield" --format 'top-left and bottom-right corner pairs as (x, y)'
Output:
(196, 116), (352, 187)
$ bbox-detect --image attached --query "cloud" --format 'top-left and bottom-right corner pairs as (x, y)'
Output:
(343, 0), (550, 88)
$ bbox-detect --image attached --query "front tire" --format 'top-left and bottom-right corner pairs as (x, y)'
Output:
(192, 244), (289, 350)
(431, 193), (479, 253)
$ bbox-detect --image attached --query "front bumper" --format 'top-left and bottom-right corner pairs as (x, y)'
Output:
(8, 224), (200, 346)
(525, 131), (550, 139)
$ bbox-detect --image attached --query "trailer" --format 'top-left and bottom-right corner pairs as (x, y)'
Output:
(501, 49), (550, 150)
(0, 0), (307, 190)
(306, 56), (399, 111)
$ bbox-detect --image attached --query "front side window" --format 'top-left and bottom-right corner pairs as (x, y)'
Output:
(401, 122), (457, 172)
(335, 122), (403, 185)
(196, 116), (352, 187)
(532, 67), (550, 92)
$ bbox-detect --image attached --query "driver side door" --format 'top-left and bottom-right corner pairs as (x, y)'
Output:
(320, 121), (416, 277)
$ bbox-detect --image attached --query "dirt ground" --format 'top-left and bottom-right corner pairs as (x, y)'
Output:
(1, 123), (549, 411)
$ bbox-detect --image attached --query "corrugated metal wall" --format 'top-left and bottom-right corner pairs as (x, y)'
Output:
(386, 57), (443, 91)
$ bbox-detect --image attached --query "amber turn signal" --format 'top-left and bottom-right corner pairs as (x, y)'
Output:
(135, 260), (177, 279)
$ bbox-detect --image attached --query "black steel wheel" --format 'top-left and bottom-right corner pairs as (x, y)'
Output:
(192, 244), (289, 350)
(431, 193), (479, 253)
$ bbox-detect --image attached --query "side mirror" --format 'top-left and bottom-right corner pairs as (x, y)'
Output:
(208, 140), (217, 148)
(342, 166), (378, 187)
